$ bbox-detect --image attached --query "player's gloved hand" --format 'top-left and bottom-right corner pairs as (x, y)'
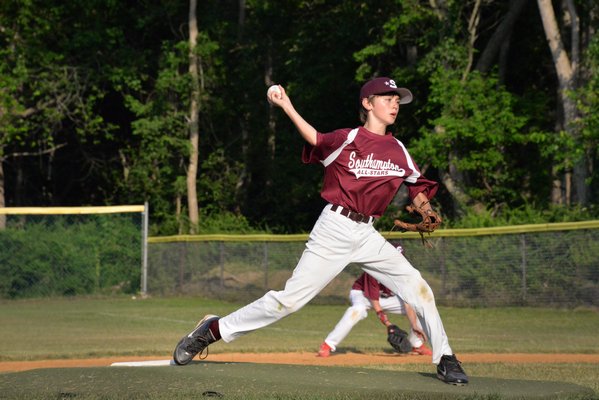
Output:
(394, 202), (442, 233)
(376, 310), (389, 326)
(387, 324), (412, 353)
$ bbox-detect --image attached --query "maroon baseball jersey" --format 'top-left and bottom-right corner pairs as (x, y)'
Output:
(302, 126), (438, 217)
(352, 272), (394, 300)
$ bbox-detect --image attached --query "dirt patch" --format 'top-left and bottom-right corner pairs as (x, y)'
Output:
(1, 352), (598, 373)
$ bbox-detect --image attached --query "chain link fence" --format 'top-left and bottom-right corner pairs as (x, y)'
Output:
(147, 223), (599, 307)
(2, 207), (596, 307)
(0, 206), (147, 298)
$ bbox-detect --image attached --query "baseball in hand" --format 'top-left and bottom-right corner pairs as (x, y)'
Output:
(267, 85), (282, 104)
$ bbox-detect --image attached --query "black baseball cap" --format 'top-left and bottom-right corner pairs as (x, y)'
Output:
(359, 77), (413, 105)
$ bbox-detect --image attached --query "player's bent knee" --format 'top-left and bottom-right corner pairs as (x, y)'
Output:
(399, 277), (436, 315)
(415, 278), (435, 304)
(263, 290), (302, 316)
(347, 306), (368, 321)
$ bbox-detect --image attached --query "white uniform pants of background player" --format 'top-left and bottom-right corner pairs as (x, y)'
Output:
(219, 204), (453, 364)
(323, 289), (425, 352)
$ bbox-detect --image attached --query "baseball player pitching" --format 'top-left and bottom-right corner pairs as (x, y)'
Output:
(172, 77), (468, 385)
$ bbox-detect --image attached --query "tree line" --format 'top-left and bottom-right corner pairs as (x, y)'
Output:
(1, 0), (598, 235)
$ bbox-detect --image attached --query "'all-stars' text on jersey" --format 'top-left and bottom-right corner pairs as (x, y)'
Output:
(302, 126), (438, 217)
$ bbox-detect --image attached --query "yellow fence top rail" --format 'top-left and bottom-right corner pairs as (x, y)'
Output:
(0, 205), (145, 215)
(148, 220), (599, 243)
(149, 233), (310, 243)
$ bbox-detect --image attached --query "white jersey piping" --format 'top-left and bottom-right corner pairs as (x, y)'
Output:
(394, 138), (420, 183)
(321, 128), (359, 167)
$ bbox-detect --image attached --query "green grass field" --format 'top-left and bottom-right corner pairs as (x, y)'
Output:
(0, 296), (598, 399)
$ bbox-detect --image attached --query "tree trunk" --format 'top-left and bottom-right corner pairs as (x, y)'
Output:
(176, 194), (183, 235)
(439, 170), (469, 216)
(563, 0), (587, 205)
(475, 0), (528, 73)
(497, 30), (512, 84)
(0, 152), (5, 229)
(462, 0), (482, 81)
(264, 36), (275, 189)
(187, 0), (200, 233)
(429, 0), (448, 20)
(537, 0), (587, 205)
(235, 0), (249, 210)
(435, 2), (483, 215)
(551, 165), (564, 205)
(237, 0), (246, 41)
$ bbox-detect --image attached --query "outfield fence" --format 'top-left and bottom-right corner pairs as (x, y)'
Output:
(1, 206), (597, 307)
(0, 205), (148, 298)
(147, 221), (599, 307)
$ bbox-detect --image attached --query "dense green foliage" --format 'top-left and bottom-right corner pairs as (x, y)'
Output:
(0, 215), (141, 298)
(1, 1), (598, 234)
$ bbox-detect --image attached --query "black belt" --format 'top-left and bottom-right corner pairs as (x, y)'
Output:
(330, 205), (374, 224)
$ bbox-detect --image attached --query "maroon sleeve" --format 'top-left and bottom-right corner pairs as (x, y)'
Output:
(405, 176), (439, 201)
(379, 282), (394, 297)
(360, 273), (381, 301)
(301, 129), (350, 164)
(301, 131), (327, 164)
(351, 272), (365, 291)
(301, 142), (318, 164)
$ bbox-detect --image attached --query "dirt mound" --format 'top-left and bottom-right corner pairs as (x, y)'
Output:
(1, 352), (597, 373)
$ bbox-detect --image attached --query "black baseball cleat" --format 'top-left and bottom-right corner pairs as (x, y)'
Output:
(437, 354), (469, 385)
(173, 314), (220, 365)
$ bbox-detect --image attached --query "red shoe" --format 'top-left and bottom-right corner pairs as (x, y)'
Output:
(412, 344), (432, 356)
(318, 342), (331, 357)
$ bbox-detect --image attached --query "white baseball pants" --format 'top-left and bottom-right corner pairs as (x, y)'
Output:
(218, 204), (453, 364)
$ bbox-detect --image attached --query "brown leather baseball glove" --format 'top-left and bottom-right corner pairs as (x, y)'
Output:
(393, 203), (442, 233)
